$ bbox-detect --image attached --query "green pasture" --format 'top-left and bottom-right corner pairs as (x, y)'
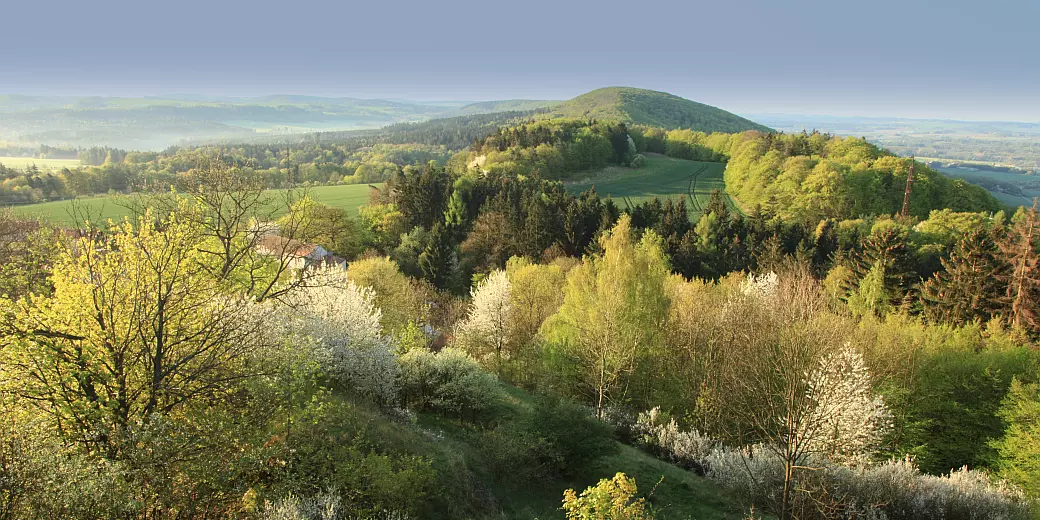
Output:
(0, 156), (81, 171)
(7, 183), (380, 225)
(567, 154), (736, 217)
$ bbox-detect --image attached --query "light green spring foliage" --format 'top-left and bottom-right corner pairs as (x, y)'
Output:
(346, 256), (427, 335)
(993, 379), (1040, 498)
(846, 262), (892, 317)
(543, 215), (671, 416)
(357, 203), (407, 251)
(277, 195), (362, 257)
(561, 472), (655, 520)
(0, 209), (267, 447)
(720, 133), (1000, 221)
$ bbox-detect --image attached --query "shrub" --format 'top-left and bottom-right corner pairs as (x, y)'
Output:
(261, 491), (412, 520)
(279, 397), (438, 516)
(0, 422), (135, 519)
(562, 472), (655, 520)
(706, 446), (1031, 520)
(477, 421), (554, 484)
(527, 396), (617, 477)
(397, 348), (501, 419)
(633, 407), (716, 473)
(277, 267), (399, 403)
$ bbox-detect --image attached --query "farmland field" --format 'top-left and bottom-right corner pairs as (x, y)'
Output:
(8, 183), (380, 225)
(566, 154), (736, 217)
(932, 164), (1040, 209)
(0, 156), (81, 171)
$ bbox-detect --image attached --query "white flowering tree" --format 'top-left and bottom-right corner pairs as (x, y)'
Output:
(455, 269), (512, 377)
(801, 344), (892, 466)
(278, 266), (398, 403)
(741, 271), (779, 299)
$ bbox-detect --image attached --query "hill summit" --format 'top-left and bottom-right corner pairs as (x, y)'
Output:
(550, 86), (771, 133)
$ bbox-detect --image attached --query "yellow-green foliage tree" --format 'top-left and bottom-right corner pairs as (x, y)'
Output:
(347, 256), (428, 335)
(0, 209), (267, 455)
(278, 195), (361, 257)
(561, 473), (655, 520)
(543, 215), (671, 417)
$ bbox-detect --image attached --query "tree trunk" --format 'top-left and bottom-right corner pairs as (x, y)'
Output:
(781, 459), (794, 520)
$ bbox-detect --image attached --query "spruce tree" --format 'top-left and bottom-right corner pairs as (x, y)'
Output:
(920, 228), (1009, 325)
(851, 227), (915, 304)
(1000, 199), (1040, 332)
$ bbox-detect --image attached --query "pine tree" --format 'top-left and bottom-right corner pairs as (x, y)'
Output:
(920, 228), (1010, 325)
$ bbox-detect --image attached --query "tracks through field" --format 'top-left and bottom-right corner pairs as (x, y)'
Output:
(686, 163), (710, 213)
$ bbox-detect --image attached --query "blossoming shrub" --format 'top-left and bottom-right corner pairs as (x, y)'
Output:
(633, 407), (715, 473)
(276, 267), (399, 404)
(705, 448), (1031, 520)
(628, 407), (1029, 519)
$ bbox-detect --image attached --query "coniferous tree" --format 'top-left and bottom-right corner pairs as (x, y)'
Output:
(921, 228), (1010, 325)
(851, 227), (915, 304)
(419, 224), (459, 290)
(1000, 199), (1040, 332)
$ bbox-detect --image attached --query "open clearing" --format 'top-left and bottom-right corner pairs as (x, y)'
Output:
(7, 183), (379, 225)
(0, 156), (81, 171)
(566, 154), (736, 217)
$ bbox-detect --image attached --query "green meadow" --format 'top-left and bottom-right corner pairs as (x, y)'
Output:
(8, 183), (380, 225)
(0, 156), (82, 171)
(567, 154), (736, 217)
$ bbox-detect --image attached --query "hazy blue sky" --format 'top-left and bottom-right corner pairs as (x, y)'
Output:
(3, 0), (1038, 121)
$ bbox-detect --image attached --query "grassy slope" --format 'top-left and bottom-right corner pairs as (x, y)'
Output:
(419, 385), (748, 520)
(550, 87), (771, 133)
(8, 183), (379, 225)
(566, 155), (738, 218)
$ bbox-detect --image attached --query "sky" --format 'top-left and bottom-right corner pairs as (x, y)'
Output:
(3, 0), (1038, 121)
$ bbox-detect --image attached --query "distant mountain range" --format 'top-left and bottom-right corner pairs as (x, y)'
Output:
(0, 87), (768, 151)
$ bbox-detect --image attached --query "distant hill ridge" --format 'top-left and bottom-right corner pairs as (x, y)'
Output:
(549, 86), (771, 133)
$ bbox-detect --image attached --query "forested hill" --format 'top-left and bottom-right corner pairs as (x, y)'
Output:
(548, 87), (772, 133)
(453, 99), (560, 115)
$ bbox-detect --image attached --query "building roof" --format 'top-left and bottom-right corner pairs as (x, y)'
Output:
(258, 234), (318, 258)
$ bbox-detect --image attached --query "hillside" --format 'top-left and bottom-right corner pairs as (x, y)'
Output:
(549, 87), (771, 133)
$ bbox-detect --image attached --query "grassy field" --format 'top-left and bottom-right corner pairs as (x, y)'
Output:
(8, 183), (380, 225)
(566, 154), (737, 218)
(932, 164), (1040, 209)
(0, 156), (81, 171)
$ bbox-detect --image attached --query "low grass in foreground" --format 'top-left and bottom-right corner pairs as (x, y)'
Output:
(7, 183), (380, 225)
(566, 154), (737, 218)
(417, 385), (748, 520)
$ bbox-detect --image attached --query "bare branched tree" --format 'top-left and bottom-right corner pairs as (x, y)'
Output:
(120, 153), (318, 301)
